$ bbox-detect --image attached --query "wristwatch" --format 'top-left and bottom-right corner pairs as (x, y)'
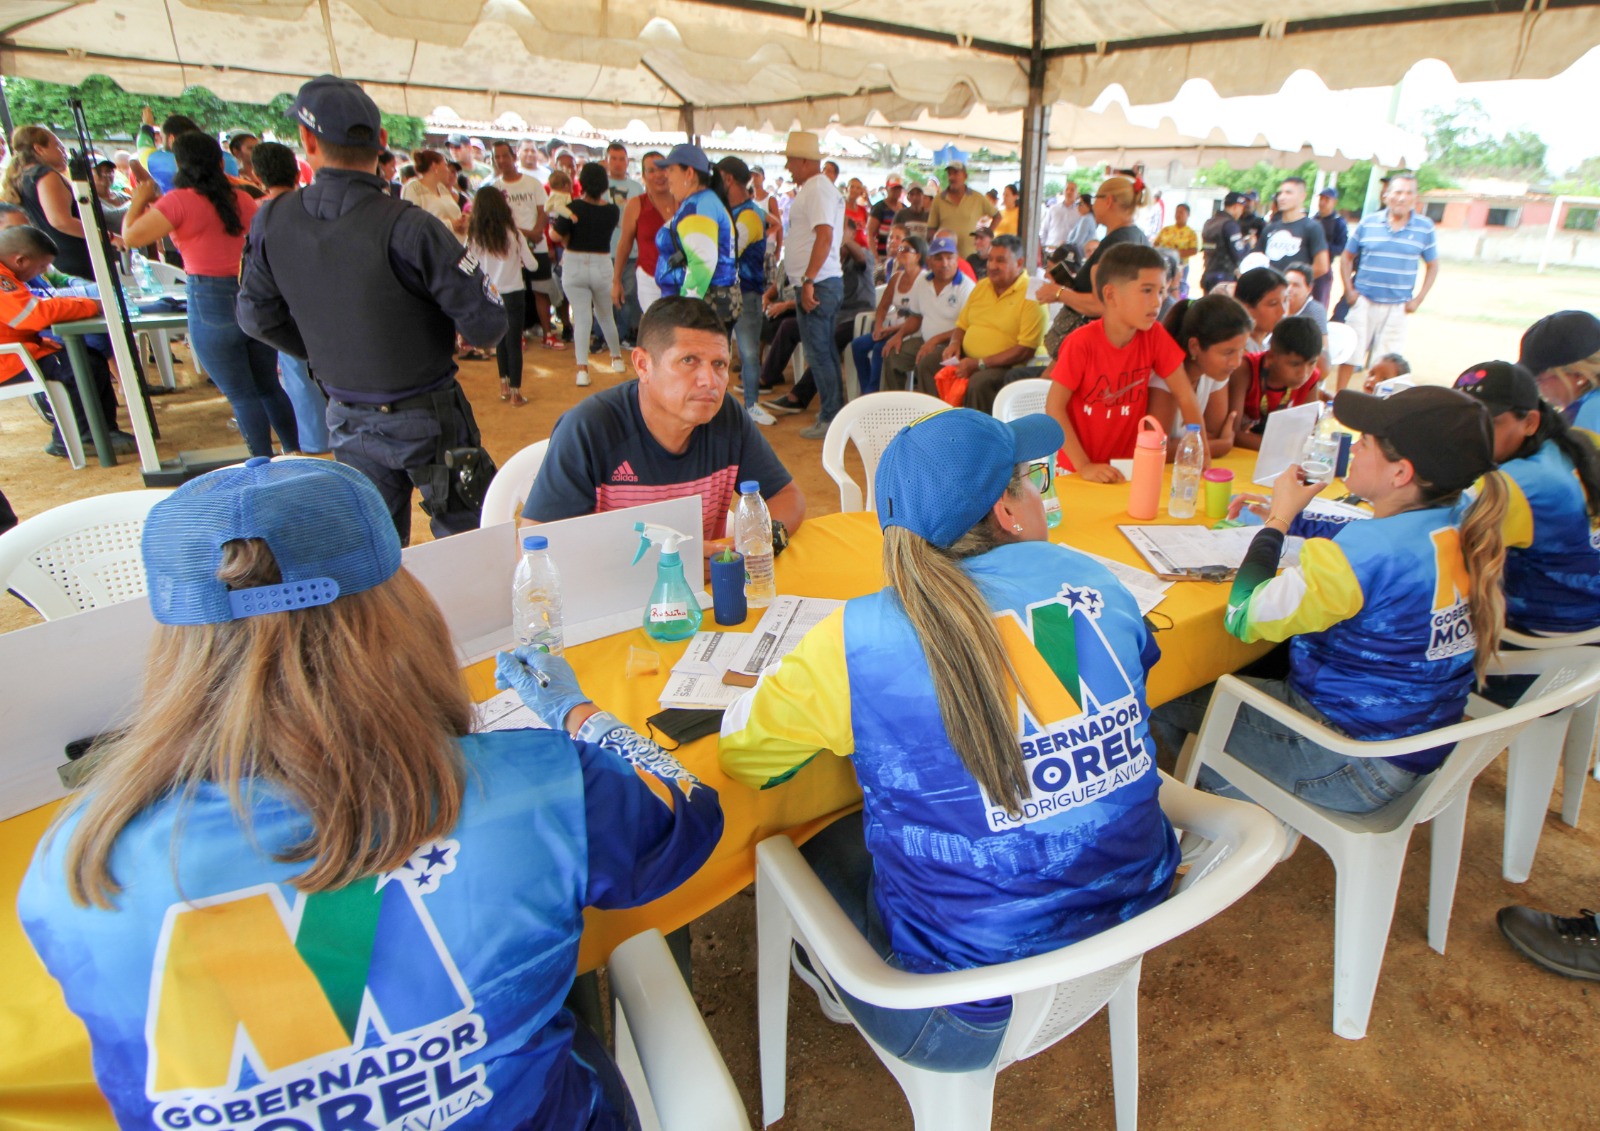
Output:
(801, 276), (814, 286)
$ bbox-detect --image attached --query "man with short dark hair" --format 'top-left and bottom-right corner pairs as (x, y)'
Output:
(823, 160), (841, 185)
(604, 141), (644, 345)
(868, 176), (904, 262)
(238, 74), (506, 544)
(1154, 203), (1200, 297)
(1261, 177), (1329, 284)
(1201, 192), (1253, 292)
(1314, 186), (1348, 308)
(894, 184), (930, 242)
(1238, 189), (1265, 248)
(135, 112), (239, 192)
(522, 296), (805, 548)
(966, 227), (991, 280)
(913, 234), (1046, 413)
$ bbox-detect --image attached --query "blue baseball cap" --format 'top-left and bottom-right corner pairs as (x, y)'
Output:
(290, 75), (384, 150)
(142, 457), (402, 625)
(927, 235), (958, 256)
(876, 409), (1064, 549)
(662, 143), (710, 174)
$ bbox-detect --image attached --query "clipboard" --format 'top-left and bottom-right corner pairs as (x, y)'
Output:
(1118, 525), (1237, 581)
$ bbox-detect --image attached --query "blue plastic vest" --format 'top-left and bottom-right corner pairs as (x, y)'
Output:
(1502, 440), (1600, 634)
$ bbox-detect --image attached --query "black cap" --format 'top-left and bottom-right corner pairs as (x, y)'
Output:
(1332, 386), (1494, 492)
(291, 75), (383, 150)
(1455, 360), (1540, 415)
(446, 133), (470, 147)
(1519, 310), (1600, 376)
(1224, 191), (1247, 207)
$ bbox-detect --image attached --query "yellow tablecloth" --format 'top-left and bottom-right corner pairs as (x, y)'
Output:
(0, 452), (1270, 1129)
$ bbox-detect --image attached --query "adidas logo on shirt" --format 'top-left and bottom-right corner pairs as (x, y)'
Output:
(611, 461), (639, 483)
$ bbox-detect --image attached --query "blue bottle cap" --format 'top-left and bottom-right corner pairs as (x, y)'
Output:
(522, 534), (548, 551)
(740, 480), (760, 494)
(1185, 423), (1201, 431)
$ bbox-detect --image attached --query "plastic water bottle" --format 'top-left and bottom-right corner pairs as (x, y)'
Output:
(1168, 424), (1204, 519)
(1042, 460), (1062, 530)
(132, 251), (158, 294)
(512, 534), (565, 654)
(733, 481), (777, 608)
(1300, 406), (1341, 485)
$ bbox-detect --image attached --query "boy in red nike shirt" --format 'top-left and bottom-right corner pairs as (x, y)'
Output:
(1046, 243), (1200, 483)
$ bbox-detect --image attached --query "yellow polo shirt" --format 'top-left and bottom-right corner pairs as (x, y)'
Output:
(957, 271), (1047, 362)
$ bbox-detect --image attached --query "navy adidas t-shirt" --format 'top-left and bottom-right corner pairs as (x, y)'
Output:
(523, 381), (792, 542)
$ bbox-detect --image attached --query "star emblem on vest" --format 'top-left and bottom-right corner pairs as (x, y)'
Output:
(611, 460), (639, 482)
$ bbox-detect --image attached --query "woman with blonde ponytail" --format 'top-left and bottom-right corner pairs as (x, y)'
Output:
(1040, 173), (1152, 329)
(512, 407), (1180, 1072)
(20, 457), (722, 1130)
(1153, 386), (1505, 813)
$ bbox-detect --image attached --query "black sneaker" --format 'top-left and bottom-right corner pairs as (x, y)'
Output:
(108, 431), (138, 454)
(42, 439), (68, 459)
(1497, 906), (1600, 980)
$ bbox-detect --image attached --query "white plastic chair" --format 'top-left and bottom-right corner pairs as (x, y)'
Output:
(607, 928), (750, 1131)
(1465, 627), (1600, 882)
(479, 440), (548, 528)
(1175, 650), (1600, 1040)
(0, 343), (86, 470)
(142, 259), (189, 387)
(756, 775), (1283, 1131)
(820, 390), (947, 512)
(991, 377), (1052, 423)
(0, 488), (173, 619)
(842, 309), (876, 401)
(1325, 321), (1358, 367)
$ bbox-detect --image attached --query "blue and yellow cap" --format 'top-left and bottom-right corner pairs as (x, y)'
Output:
(875, 408), (1063, 549)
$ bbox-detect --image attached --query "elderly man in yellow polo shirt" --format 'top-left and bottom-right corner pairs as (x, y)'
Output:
(912, 234), (1047, 414)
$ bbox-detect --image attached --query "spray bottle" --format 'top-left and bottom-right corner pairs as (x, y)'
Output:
(632, 522), (702, 642)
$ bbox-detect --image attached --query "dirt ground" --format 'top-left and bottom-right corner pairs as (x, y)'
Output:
(3, 261), (1600, 1128)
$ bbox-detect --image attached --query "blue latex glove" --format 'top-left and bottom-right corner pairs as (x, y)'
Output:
(495, 647), (592, 729)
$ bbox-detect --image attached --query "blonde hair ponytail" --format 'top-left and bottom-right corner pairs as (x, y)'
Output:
(2, 125), (53, 205)
(882, 472), (1038, 814)
(61, 539), (473, 908)
(1097, 175), (1147, 212)
(1459, 470), (1509, 685)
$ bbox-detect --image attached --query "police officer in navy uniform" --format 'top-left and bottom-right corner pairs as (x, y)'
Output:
(237, 75), (507, 544)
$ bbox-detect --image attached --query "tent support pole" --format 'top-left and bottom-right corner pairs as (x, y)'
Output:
(0, 74), (13, 137)
(1018, 0), (1049, 269)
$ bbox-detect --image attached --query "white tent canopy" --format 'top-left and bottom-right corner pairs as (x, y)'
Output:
(4, 0), (1598, 131)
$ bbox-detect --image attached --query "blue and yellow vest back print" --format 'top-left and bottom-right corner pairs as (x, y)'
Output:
(20, 729), (597, 1131)
(842, 541), (1177, 979)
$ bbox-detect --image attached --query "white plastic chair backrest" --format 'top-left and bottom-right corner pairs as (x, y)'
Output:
(0, 343), (47, 400)
(1418, 651), (1600, 825)
(0, 489), (173, 619)
(1325, 321), (1358, 367)
(479, 440), (549, 527)
(146, 260), (187, 288)
(761, 772), (1280, 1024)
(992, 378), (1052, 423)
(1501, 623), (1600, 648)
(819, 391), (947, 512)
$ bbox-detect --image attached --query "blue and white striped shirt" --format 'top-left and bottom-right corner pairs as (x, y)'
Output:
(1347, 210), (1437, 305)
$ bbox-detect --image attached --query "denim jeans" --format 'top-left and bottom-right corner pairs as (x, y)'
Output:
(801, 816), (1010, 1072)
(850, 330), (888, 396)
(733, 293), (765, 407)
(277, 353), (329, 454)
(1149, 677), (1422, 814)
(189, 274), (298, 456)
(795, 276), (845, 422)
(563, 251), (621, 368)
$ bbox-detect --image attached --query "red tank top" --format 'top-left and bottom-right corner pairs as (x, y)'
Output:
(1242, 351), (1319, 429)
(635, 197), (668, 274)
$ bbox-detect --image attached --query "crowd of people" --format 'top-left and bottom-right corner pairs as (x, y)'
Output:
(5, 71), (1600, 1130)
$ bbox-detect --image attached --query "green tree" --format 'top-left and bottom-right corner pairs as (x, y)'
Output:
(1421, 98), (1548, 177)
(1553, 156), (1600, 196)
(2, 74), (422, 153)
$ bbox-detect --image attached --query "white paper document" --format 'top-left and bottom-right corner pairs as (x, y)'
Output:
(726, 596), (846, 681)
(1120, 525), (1302, 577)
(659, 671), (748, 710)
(474, 688), (547, 732)
(1076, 550), (1173, 615)
(660, 631), (757, 709)
(1251, 401), (1323, 486)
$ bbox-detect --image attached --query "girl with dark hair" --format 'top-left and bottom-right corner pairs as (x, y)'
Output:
(549, 161), (624, 388)
(467, 186), (536, 405)
(1455, 360), (1600, 635)
(1234, 266), (1289, 350)
(124, 132), (299, 457)
(1150, 293), (1252, 455)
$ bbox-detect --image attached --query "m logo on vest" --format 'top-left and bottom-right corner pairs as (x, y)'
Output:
(1425, 527), (1475, 662)
(144, 839), (492, 1131)
(986, 584), (1152, 831)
